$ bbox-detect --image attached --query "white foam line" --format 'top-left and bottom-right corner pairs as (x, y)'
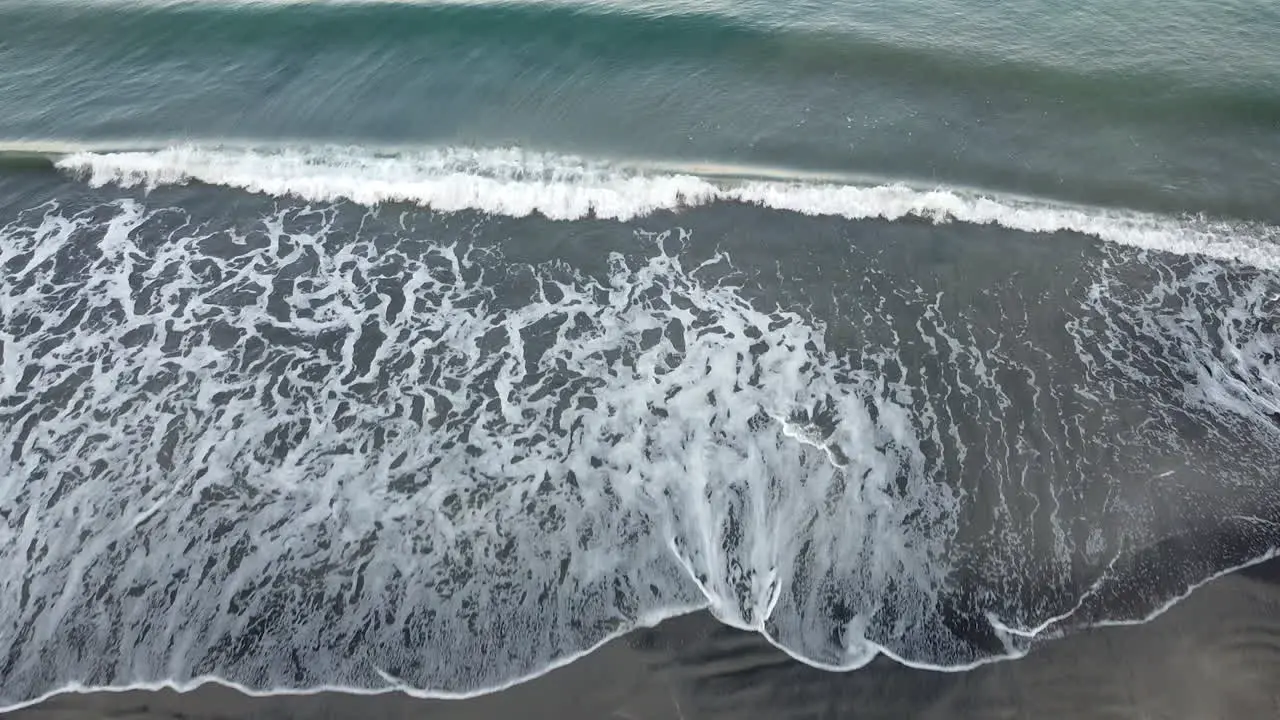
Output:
(728, 615), (1033, 676)
(5, 552), (1275, 714)
(761, 551), (1280, 678)
(1087, 542), (1280, 632)
(991, 542), (1280, 642)
(0, 602), (710, 715)
(49, 144), (1280, 271)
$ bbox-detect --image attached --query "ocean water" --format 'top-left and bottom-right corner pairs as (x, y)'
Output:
(0, 0), (1278, 710)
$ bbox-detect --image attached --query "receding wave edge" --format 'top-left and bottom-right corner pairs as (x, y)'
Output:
(5, 551), (1278, 715)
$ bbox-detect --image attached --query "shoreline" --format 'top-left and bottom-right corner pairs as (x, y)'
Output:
(9, 559), (1280, 720)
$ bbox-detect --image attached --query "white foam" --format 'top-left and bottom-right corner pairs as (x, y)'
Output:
(2, 192), (1278, 708)
(53, 144), (1280, 270)
(0, 602), (703, 715)
(0, 200), (969, 706)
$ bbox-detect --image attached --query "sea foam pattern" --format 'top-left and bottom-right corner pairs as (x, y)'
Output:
(0, 195), (1278, 709)
(0, 199), (968, 705)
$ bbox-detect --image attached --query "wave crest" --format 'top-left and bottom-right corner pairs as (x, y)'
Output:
(50, 144), (1280, 270)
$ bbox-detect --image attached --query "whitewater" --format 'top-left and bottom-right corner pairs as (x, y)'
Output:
(3, 142), (1280, 709)
(44, 144), (1280, 271)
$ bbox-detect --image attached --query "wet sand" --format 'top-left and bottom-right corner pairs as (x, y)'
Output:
(8, 561), (1280, 720)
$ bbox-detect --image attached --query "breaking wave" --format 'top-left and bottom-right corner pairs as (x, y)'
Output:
(47, 144), (1280, 270)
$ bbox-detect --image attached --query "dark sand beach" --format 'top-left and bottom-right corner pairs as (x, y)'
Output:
(10, 559), (1280, 720)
